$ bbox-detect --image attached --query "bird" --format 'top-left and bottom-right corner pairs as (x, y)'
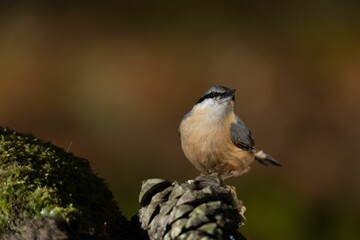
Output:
(179, 86), (281, 179)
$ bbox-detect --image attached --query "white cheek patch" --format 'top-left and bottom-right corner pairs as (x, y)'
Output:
(197, 98), (216, 109)
(195, 99), (232, 115)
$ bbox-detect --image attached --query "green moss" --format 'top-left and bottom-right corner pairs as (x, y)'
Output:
(0, 127), (129, 238)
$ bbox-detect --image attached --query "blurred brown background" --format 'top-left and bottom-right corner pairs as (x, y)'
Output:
(1, 1), (359, 239)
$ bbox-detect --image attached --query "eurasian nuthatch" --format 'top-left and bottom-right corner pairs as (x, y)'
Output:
(179, 86), (281, 179)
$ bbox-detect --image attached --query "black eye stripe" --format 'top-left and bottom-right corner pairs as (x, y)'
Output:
(196, 92), (224, 104)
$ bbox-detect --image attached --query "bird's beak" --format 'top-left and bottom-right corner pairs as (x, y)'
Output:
(220, 89), (236, 102)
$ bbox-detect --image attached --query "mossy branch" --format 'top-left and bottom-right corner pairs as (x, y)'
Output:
(0, 127), (132, 239)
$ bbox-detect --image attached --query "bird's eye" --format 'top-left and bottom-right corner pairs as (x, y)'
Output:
(209, 92), (221, 98)
(220, 92), (227, 98)
(196, 91), (221, 104)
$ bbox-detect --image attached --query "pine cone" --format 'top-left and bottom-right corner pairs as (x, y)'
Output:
(138, 175), (247, 240)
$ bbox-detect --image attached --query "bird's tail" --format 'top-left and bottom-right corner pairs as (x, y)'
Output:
(254, 150), (281, 167)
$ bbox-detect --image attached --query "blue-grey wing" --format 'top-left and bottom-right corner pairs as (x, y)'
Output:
(230, 116), (255, 151)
